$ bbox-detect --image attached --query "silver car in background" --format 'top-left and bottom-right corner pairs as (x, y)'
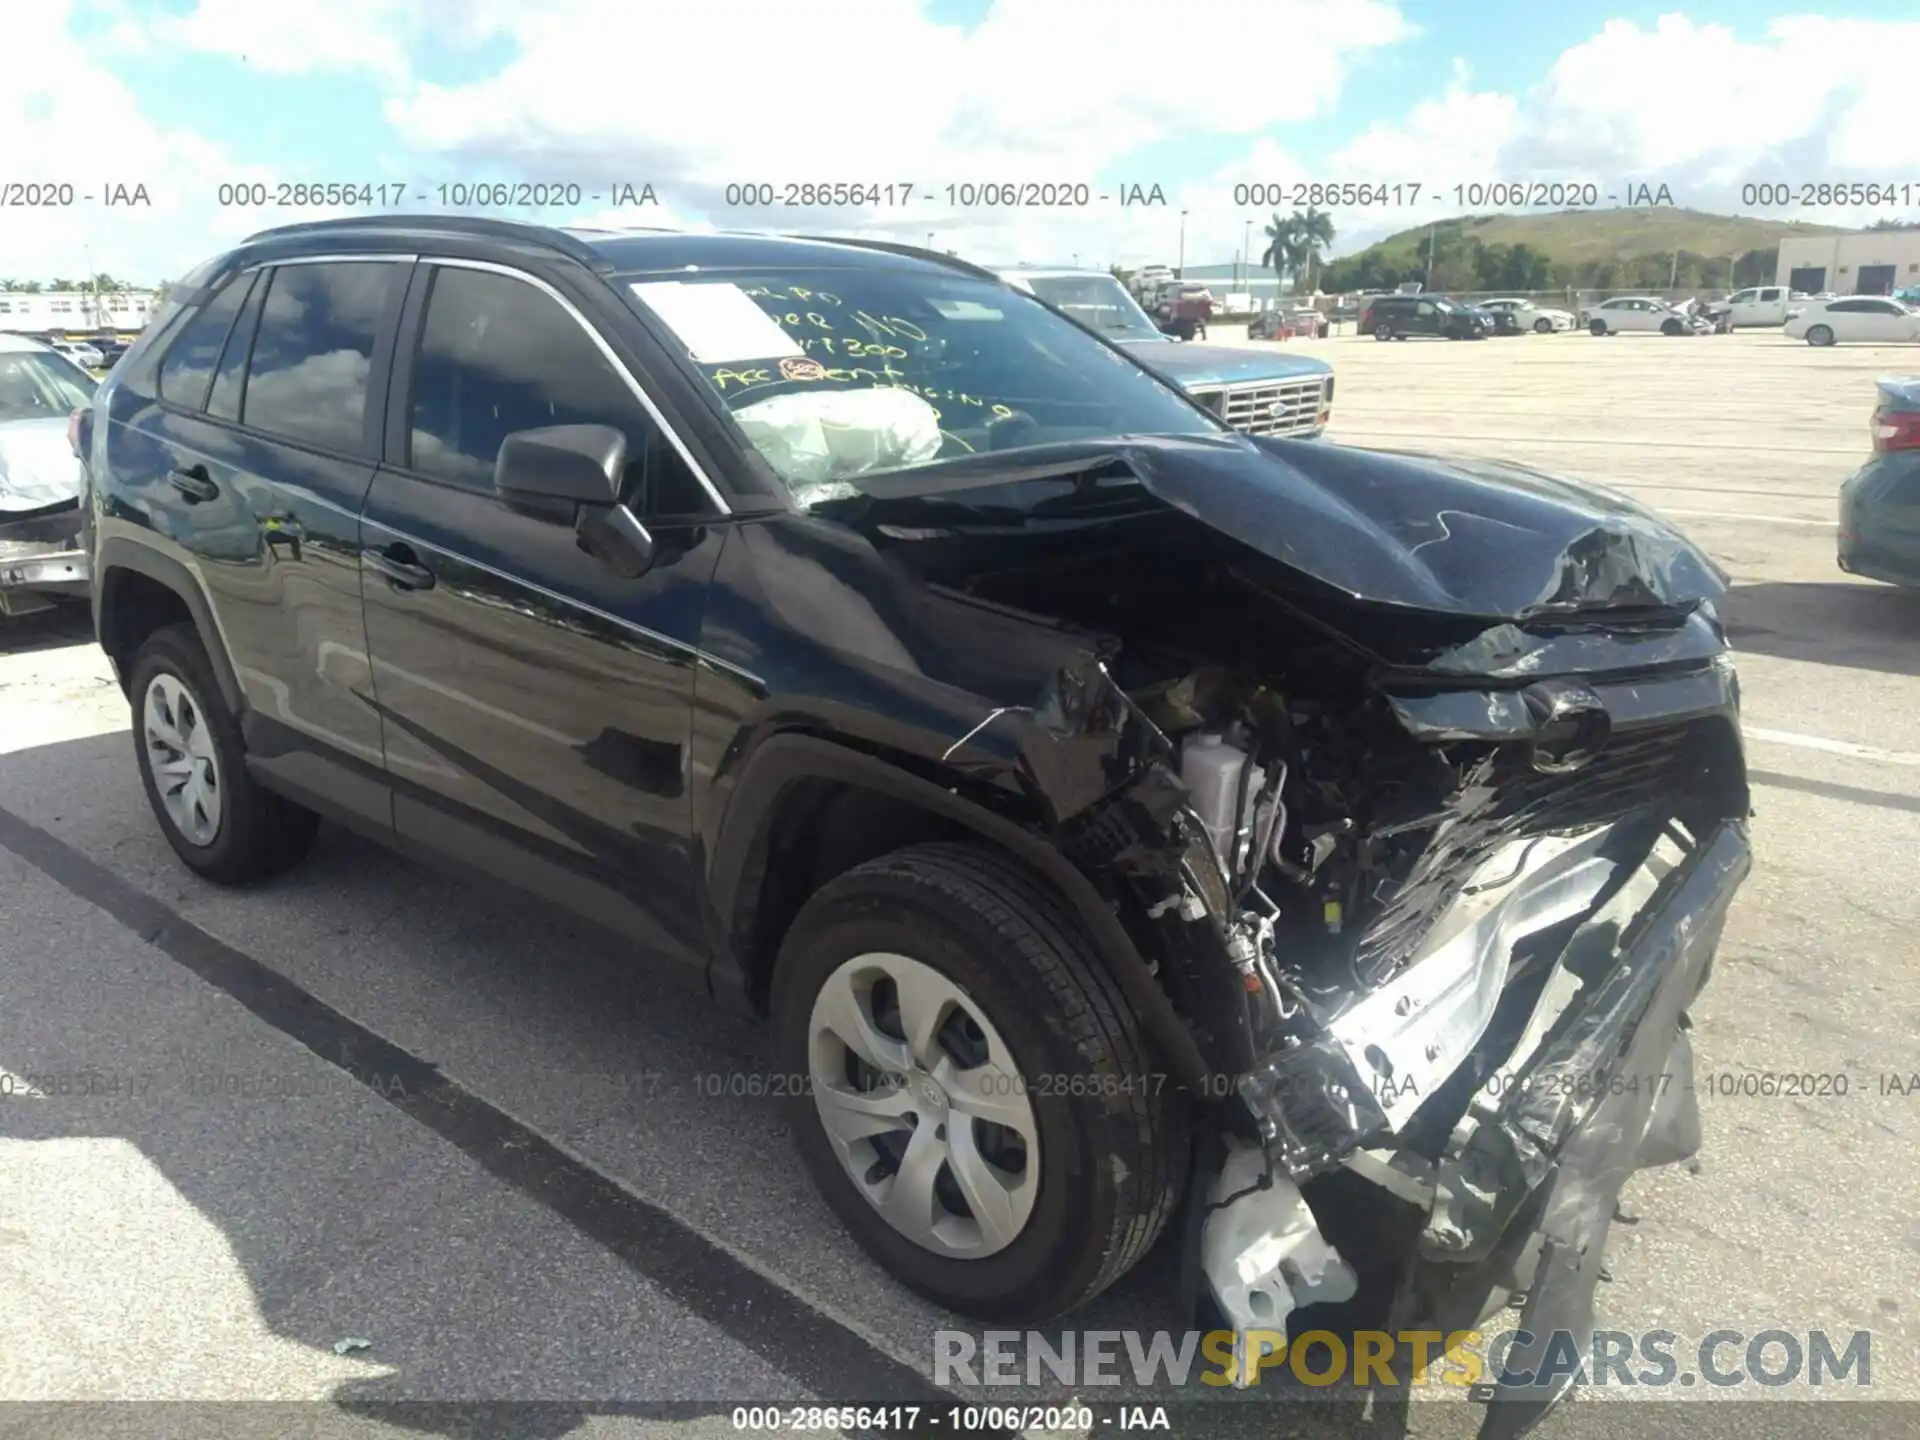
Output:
(0, 334), (96, 617)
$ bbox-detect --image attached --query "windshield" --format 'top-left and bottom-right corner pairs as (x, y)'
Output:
(626, 267), (1222, 506)
(1020, 274), (1164, 341)
(0, 349), (97, 421)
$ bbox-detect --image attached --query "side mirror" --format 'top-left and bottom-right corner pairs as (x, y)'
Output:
(494, 424), (627, 509)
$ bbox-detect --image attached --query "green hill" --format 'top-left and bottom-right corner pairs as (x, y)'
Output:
(1319, 207), (1848, 292)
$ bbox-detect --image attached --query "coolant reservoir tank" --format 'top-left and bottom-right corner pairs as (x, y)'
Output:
(1181, 733), (1262, 870)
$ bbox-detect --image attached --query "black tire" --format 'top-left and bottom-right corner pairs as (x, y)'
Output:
(1534, 317), (1554, 333)
(1661, 319), (1683, 336)
(772, 841), (1189, 1321)
(129, 622), (319, 884)
(1373, 323), (1393, 341)
(1806, 325), (1834, 347)
(1589, 319), (1608, 336)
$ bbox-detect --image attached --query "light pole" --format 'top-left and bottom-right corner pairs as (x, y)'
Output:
(926, 232), (934, 251)
(1178, 210), (1187, 277)
(1243, 219), (1252, 296)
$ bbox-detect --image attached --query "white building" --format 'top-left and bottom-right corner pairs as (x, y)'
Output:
(0, 288), (161, 335)
(1775, 229), (1920, 296)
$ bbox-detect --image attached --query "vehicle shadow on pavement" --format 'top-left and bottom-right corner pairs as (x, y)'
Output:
(0, 601), (94, 657)
(1722, 580), (1920, 676)
(0, 729), (1420, 1440)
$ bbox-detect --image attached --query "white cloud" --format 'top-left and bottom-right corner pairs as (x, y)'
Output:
(0, 1), (281, 285)
(380, 0), (1413, 269)
(1284, 13), (1920, 259)
(118, 0), (419, 80)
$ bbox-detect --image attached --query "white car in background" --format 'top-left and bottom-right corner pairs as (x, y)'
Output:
(1480, 297), (1575, 332)
(49, 339), (106, 370)
(1582, 296), (1709, 336)
(1784, 296), (1920, 346)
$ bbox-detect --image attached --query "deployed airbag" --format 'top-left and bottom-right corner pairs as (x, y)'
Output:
(734, 388), (943, 503)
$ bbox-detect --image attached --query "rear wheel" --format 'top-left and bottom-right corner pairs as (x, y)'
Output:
(1806, 324), (1835, 347)
(1373, 323), (1393, 341)
(1589, 319), (1608, 336)
(772, 841), (1189, 1320)
(129, 623), (319, 883)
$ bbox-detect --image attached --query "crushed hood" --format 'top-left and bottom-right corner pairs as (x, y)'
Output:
(0, 418), (85, 513)
(846, 433), (1728, 622)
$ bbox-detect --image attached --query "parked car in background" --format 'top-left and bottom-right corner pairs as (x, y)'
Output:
(1361, 294), (1491, 340)
(50, 339), (106, 370)
(1465, 302), (1522, 336)
(1838, 377), (1920, 588)
(1247, 307), (1328, 340)
(88, 336), (133, 368)
(0, 334), (96, 616)
(1000, 268), (1333, 437)
(1723, 287), (1803, 328)
(1785, 297), (1920, 347)
(80, 217), (1752, 1376)
(1582, 298), (1712, 336)
(1479, 298), (1575, 333)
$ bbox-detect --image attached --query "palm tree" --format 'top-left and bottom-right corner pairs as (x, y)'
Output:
(1259, 213), (1297, 293)
(1289, 206), (1335, 296)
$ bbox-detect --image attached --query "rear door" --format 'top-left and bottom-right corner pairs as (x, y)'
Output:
(357, 258), (729, 966)
(127, 255), (407, 829)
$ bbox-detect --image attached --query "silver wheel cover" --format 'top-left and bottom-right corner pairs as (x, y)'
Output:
(144, 672), (223, 847)
(807, 952), (1040, 1258)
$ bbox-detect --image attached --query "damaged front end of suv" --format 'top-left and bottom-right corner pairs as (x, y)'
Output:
(820, 433), (1750, 1437)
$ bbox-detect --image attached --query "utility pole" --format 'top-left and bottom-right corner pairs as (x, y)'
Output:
(1669, 250), (1679, 292)
(1178, 210), (1188, 277)
(1243, 219), (1252, 293)
(1426, 224), (1437, 286)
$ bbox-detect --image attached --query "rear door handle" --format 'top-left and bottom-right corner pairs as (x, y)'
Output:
(367, 544), (435, 592)
(168, 465), (219, 503)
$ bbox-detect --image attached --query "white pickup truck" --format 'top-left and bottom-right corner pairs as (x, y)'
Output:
(1723, 286), (1807, 328)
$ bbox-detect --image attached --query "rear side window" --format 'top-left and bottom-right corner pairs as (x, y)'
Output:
(206, 273), (264, 422)
(157, 276), (251, 411)
(241, 262), (397, 455)
(406, 265), (709, 515)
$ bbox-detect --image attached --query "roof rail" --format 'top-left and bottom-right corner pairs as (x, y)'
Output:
(786, 235), (1003, 284)
(238, 214), (615, 271)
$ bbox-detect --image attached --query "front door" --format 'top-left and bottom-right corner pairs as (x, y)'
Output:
(357, 259), (728, 967)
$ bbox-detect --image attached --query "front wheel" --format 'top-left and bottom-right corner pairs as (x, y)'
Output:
(1661, 319), (1684, 336)
(772, 842), (1188, 1321)
(1806, 325), (1835, 347)
(1534, 317), (1554, 333)
(1589, 319), (1608, 336)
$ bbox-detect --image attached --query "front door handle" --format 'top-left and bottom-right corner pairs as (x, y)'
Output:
(367, 544), (435, 592)
(169, 465), (219, 503)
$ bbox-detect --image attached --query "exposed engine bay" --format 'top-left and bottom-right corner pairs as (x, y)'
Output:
(838, 454), (1753, 1414)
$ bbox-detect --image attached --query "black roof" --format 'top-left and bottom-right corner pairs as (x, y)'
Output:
(238, 214), (998, 282)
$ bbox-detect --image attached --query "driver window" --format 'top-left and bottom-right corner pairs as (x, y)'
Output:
(408, 265), (710, 517)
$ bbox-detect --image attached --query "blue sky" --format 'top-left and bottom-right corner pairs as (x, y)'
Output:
(9, 0), (1920, 283)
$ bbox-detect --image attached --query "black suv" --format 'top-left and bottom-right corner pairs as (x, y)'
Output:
(1361, 294), (1491, 340)
(79, 217), (1751, 1388)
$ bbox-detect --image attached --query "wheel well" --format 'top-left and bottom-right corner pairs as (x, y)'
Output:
(98, 567), (194, 693)
(733, 778), (982, 1009)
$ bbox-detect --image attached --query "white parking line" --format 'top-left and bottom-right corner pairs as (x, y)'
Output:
(1658, 508), (1837, 528)
(1745, 726), (1920, 768)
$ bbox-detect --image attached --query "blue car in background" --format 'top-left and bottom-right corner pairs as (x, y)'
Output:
(1839, 377), (1920, 589)
(998, 267), (1334, 439)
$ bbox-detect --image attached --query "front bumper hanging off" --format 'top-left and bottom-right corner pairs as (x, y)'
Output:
(1204, 817), (1750, 1438)
(0, 499), (89, 617)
